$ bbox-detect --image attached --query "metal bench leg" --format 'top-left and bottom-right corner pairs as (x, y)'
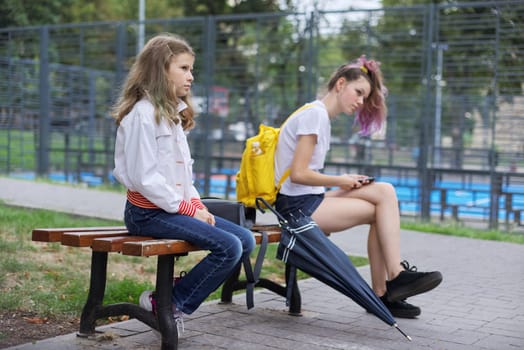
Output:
(78, 251), (107, 336)
(156, 254), (177, 350)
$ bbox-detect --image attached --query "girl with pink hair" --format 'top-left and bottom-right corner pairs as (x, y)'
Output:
(274, 56), (442, 318)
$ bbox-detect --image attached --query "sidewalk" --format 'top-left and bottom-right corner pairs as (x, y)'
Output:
(1, 177), (523, 349)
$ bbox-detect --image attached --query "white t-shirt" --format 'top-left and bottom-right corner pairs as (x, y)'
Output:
(274, 100), (331, 196)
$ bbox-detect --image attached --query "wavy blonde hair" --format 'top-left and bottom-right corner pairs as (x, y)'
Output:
(112, 33), (196, 130)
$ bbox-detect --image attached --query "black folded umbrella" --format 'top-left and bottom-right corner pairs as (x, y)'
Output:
(256, 197), (411, 341)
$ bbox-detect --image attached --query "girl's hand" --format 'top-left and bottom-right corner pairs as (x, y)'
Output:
(194, 208), (215, 225)
(339, 174), (372, 190)
(338, 174), (362, 191)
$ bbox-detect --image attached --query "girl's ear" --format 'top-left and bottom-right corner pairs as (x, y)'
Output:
(336, 77), (347, 92)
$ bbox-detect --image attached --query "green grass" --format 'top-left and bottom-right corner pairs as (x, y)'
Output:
(28, 175), (126, 193)
(400, 220), (524, 244)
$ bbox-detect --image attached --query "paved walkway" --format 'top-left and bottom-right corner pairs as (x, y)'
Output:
(1, 177), (523, 350)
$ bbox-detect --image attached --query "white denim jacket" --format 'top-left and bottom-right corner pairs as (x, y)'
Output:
(113, 99), (199, 213)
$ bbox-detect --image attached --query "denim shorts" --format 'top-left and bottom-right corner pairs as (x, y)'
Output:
(275, 193), (324, 219)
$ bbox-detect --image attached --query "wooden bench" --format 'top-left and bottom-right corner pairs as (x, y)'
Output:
(31, 224), (300, 350)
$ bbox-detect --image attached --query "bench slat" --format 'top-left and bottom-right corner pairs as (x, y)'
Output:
(122, 239), (201, 257)
(254, 230), (282, 244)
(33, 225), (283, 256)
(62, 230), (130, 247)
(92, 235), (153, 252)
(251, 224), (280, 232)
(32, 226), (127, 242)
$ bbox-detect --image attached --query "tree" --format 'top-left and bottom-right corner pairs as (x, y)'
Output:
(0, 0), (75, 28)
(379, 0), (523, 167)
(0, 0), (187, 28)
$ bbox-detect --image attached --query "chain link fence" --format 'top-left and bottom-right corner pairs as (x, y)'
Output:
(1, 1), (523, 230)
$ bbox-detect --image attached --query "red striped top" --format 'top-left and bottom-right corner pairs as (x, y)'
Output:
(127, 190), (197, 216)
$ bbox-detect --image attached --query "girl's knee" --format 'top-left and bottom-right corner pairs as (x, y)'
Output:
(377, 182), (397, 198)
(232, 231), (256, 262)
(224, 238), (244, 263)
(234, 227), (255, 254)
(245, 233), (256, 253)
(215, 230), (255, 265)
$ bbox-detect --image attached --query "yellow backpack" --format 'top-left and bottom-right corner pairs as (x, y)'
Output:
(236, 103), (313, 208)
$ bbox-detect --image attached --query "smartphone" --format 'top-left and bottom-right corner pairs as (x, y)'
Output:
(358, 177), (375, 184)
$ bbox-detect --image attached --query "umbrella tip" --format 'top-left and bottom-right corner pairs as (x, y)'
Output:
(394, 324), (412, 341)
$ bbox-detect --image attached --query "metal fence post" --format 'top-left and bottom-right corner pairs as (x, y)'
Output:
(488, 6), (501, 229)
(305, 9), (317, 104)
(115, 23), (126, 95)
(38, 26), (50, 176)
(88, 70), (96, 169)
(201, 15), (216, 196)
(418, 4), (436, 220)
(490, 173), (502, 230)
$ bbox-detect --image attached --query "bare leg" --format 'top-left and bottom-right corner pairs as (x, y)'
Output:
(312, 194), (386, 294)
(312, 182), (403, 288)
(370, 183), (402, 281)
(367, 224), (387, 296)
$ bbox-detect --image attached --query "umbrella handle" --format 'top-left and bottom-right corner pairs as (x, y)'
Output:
(255, 197), (269, 213)
(255, 197), (288, 223)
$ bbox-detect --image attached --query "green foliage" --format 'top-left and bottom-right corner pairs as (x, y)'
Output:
(182, 0), (281, 16)
(65, 0), (136, 23)
(182, 0), (228, 16)
(0, 0), (285, 28)
(0, 0), (75, 28)
(378, 0), (523, 150)
(0, 0), (185, 28)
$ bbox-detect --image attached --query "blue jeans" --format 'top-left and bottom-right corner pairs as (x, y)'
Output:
(124, 201), (255, 315)
(275, 193), (324, 219)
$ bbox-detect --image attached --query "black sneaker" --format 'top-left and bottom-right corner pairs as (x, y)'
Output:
(386, 260), (443, 302)
(380, 294), (421, 319)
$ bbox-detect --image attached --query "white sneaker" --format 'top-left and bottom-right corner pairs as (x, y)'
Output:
(139, 290), (155, 312)
(174, 311), (185, 334)
(139, 290), (184, 333)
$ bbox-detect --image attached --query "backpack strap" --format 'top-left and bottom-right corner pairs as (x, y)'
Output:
(276, 168), (290, 192)
(242, 229), (268, 309)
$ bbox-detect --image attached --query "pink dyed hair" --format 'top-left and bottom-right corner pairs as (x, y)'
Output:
(328, 55), (388, 135)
